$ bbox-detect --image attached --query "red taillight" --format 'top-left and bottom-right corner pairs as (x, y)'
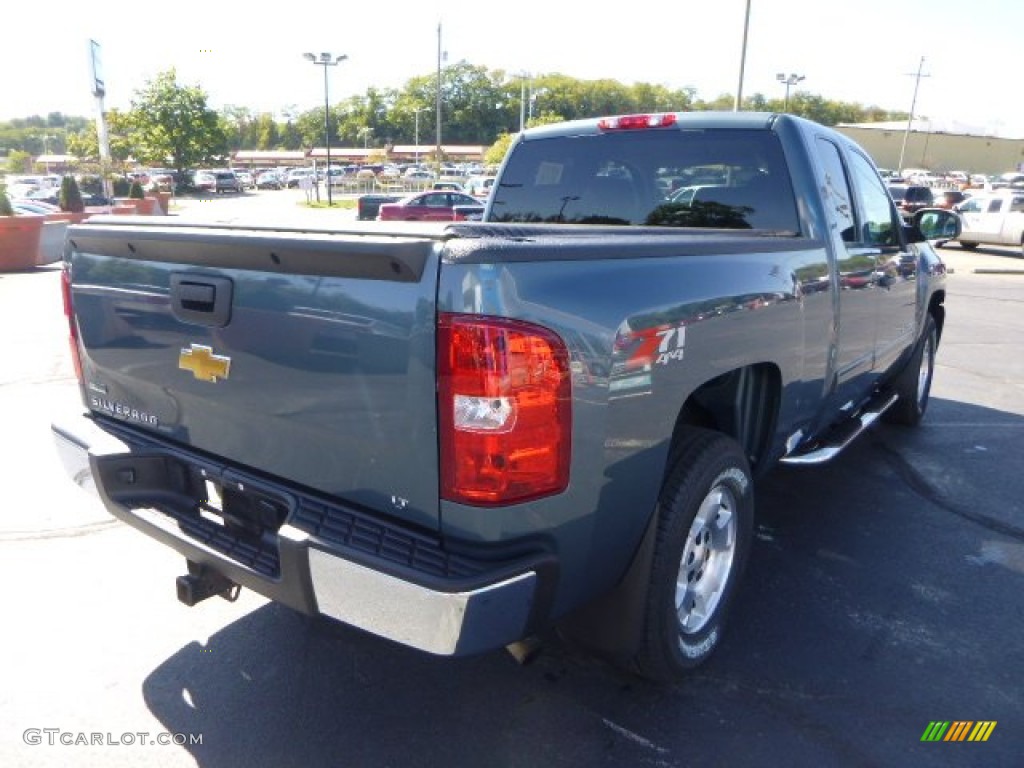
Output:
(438, 313), (571, 506)
(598, 113), (678, 131)
(61, 264), (83, 383)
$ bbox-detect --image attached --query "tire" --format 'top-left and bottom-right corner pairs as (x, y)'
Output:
(632, 429), (754, 682)
(884, 314), (937, 427)
(959, 241), (978, 250)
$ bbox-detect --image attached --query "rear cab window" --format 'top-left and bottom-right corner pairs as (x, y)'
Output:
(490, 129), (800, 231)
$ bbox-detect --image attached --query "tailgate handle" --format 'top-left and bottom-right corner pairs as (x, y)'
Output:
(179, 282), (215, 308)
(171, 274), (233, 327)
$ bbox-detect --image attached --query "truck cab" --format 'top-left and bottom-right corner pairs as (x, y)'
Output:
(955, 190), (1024, 253)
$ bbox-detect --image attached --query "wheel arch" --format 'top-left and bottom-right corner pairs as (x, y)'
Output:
(667, 363), (783, 477)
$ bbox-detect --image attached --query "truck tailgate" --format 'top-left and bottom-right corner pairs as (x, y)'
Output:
(66, 219), (443, 531)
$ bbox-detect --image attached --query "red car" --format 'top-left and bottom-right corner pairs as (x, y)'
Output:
(377, 191), (484, 221)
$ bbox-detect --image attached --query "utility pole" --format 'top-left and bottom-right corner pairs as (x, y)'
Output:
(898, 56), (929, 174)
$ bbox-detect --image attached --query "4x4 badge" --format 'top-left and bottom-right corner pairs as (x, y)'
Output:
(179, 344), (231, 383)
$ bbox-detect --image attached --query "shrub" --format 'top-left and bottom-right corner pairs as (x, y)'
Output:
(59, 175), (85, 213)
(0, 184), (13, 216)
(79, 175), (104, 196)
(129, 180), (146, 199)
(112, 177), (131, 197)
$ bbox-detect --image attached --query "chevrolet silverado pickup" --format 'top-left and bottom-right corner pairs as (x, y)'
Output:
(53, 112), (958, 681)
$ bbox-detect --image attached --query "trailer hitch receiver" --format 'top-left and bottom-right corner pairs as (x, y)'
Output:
(176, 560), (241, 606)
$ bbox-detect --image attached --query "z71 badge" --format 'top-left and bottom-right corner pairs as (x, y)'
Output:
(622, 323), (687, 368)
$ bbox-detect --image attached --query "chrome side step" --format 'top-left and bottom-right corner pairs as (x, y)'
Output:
(780, 393), (898, 466)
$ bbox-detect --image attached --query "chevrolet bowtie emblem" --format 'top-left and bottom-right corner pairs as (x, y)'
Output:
(179, 344), (231, 383)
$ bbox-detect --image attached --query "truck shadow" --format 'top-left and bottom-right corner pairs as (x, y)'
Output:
(141, 397), (1024, 767)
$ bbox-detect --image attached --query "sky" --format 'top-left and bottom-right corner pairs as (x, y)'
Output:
(3, 0), (1022, 137)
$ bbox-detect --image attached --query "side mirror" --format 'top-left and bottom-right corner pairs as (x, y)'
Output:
(904, 208), (961, 243)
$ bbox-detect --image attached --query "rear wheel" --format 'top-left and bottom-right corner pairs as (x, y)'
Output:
(632, 429), (754, 682)
(885, 314), (937, 427)
(959, 241), (978, 250)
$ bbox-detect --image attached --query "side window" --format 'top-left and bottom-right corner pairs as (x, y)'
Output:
(847, 150), (899, 247)
(1012, 197), (1024, 212)
(988, 200), (1003, 214)
(814, 138), (856, 242)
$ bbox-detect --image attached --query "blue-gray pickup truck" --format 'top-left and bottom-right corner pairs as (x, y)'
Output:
(53, 112), (958, 681)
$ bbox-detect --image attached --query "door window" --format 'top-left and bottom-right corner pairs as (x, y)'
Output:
(814, 138), (856, 242)
(847, 150), (900, 247)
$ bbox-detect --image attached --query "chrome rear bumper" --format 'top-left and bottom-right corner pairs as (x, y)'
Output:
(52, 413), (539, 656)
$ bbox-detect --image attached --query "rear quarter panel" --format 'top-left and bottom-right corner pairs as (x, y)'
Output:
(436, 230), (833, 616)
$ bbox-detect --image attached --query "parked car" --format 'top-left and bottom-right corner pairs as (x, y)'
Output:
(193, 171), (216, 193)
(463, 175), (496, 197)
(356, 194), (403, 221)
(233, 170), (255, 190)
(12, 201), (59, 215)
(213, 171), (242, 194)
(256, 171), (284, 190)
(376, 191), (485, 221)
(995, 172), (1024, 188)
(285, 168), (316, 188)
(403, 170), (435, 185)
(954, 191), (1024, 254)
(887, 184), (934, 218)
(146, 170), (175, 192)
(17, 188), (111, 207)
(936, 189), (967, 209)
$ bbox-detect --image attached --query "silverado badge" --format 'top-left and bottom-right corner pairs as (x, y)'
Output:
(179, 344), (231, 383)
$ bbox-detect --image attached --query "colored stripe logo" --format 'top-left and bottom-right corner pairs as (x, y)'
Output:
(921, 721), (997, 742)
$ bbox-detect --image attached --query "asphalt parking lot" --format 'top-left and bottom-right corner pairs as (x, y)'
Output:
(1, 195), (1021, 767)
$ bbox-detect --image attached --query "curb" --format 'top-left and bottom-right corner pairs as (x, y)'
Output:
(972, 269), (1024, 275)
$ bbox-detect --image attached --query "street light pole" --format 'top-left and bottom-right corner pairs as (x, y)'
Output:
(734, 0), (751, 111)
(516, 72), (531, 132)
(776, 72), (805, 112)
(42, 135), (53, 173)
(303, 51), (348, 205)
(436, 22), (443, 176)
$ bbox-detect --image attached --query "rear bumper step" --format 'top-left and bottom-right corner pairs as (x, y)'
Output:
(780, 392), (898, 466)
(52, 412), (542, 656)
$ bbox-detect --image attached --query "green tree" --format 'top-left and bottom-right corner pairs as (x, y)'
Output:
(5, 150), (31, 174)
(255, 114), (279, 150)
(221, 105), (257, 151)
(66, 108), (135, 167)
(485, 133), (514, 166)
(129, 69), (228, 175)
(279, 118), (303, 151)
